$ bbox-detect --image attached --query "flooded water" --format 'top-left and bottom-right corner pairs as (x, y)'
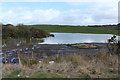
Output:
(2, 33), (119, 64)
(40, 33), (119, 44)
(2, 33), (119, 47)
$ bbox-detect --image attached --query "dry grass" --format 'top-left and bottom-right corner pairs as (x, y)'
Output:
(2, 64), (21, 77)
(2, 50), (119, 78)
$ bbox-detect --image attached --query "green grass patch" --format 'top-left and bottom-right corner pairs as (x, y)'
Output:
(71, 44), (97, 48)
(30, 25), (119, 35)
(79, 74), (91, 79)
(4, 69), (22, 78)
(4, 70), (63, 78)
(31, 72), (63, 78)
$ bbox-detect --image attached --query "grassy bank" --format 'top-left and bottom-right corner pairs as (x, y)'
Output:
(31, 25), (119, 35)
(2, 50), (119, 78)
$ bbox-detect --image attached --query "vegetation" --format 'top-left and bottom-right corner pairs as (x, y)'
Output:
(2, 50), (119, 78)
(107, 35), (119, 55)
(70, 44), (98, 48)
(31, 72), (62, 78)
(4, 69), (22, 78)
(2, 26), (18, 38)
(31, 25), (119, 35)
(2, 24), (119, 78)
(21, 59), (38, 67)
(2, 24), (50, 39)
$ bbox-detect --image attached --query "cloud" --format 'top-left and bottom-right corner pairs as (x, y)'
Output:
(1, 2), (118, 25)
(0, 3), (3, 23)
(1, 0), (119, 2)
(2, 8), (60, 25)
(118, 2), (120, 23)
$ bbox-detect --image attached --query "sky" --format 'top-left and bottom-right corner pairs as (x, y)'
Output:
(0, 0), (119, 25)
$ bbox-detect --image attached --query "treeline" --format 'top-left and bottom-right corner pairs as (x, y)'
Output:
(2, 24), (50, 39)
(84, 23), (119, 27)
(84, 24), (119, 30)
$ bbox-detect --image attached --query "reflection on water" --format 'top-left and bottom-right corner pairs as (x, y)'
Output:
(40, 33), (119, 44)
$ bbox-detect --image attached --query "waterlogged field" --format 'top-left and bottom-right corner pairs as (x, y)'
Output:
(2, 25), (119, 78)
(31, 25), (119, 35)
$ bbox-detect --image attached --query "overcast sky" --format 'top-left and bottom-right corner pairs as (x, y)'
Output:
(0, 0), (119, 25)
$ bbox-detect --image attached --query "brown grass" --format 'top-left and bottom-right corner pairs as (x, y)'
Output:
(2, 50), (119, 78)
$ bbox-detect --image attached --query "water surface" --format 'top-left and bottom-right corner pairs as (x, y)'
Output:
(40, 33), (118, 44)
(2, 33), (119, 47)
(2, 33), (119, 64)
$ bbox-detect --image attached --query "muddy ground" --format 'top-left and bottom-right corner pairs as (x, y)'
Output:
(2, 43), (108, 63)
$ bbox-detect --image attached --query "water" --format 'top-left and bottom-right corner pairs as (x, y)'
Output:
(40, 33), (119, 44)
(2, 33), (119, 47)
(2, 33), (119, 64)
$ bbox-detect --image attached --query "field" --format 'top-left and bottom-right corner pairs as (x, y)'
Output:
(31, 25), (119, 35)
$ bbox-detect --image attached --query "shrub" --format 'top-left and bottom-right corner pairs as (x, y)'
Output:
(107, 35), (119, 55)
(30, 28), (49, 38)
(16, 25), (32, 38)
(2, 26), (18, 38)
(2, 24), (50, 39)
